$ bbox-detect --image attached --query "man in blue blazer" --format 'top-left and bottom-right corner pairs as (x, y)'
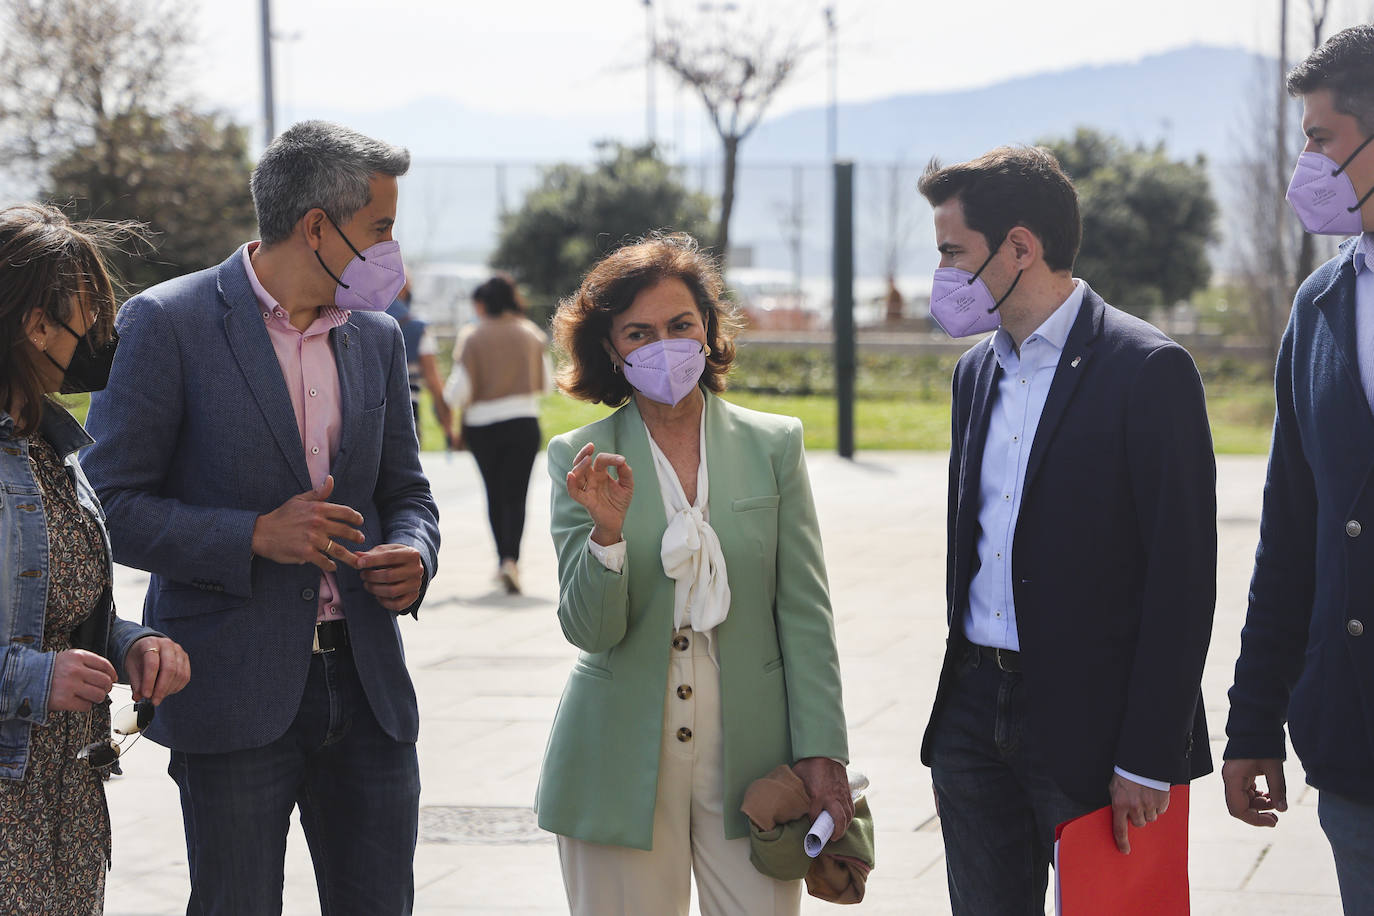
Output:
(917, 147), (1217, 914)
(84, 122), (440, 915)
(1224, 26), (1374, 912)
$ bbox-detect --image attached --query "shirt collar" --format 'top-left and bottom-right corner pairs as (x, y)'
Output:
(991, 279), (1085, 367)
(241, 242), (351, 334)
(1356, 233), (1374, 276)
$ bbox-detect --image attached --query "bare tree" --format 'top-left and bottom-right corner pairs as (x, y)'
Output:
(0, 0), (190, 185)
(654, 10), (813, 264)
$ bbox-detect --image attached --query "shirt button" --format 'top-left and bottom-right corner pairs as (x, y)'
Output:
(309, 388), (318, 397)
(311, 446), (320, 455)
(1349, 619), (1365, 637)
(275, 309), (286, 318)
(672, 635), (689, 652)
(262, 311), (270, 319)
(1347, 520), (1362, 538)
(1020, 378), (1027, 385)
(676, 727), (693, 742)
(1004, 494), (1011, 501)
(301, 588), (316, 601)
(996, 552), (1002, 559)
(677, 684), (693, 700)
(1012, 435), (1019, 442)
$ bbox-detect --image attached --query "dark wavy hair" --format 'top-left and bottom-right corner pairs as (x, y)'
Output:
(0, 205), (134, 437)
(473, 273), (526, 316)
(918, 145), (1081, 273)
(552, 233), (744, 406)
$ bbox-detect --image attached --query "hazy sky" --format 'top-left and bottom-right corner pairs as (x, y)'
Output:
(193, 0), (1373, 130)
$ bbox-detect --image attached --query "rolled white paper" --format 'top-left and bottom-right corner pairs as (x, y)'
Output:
(805, 810), (835, 858)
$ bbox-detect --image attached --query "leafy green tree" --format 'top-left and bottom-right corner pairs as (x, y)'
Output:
(45, 107), (257, 291)
(1042, 128), (1218, 315)
(491, 143), (715, 314)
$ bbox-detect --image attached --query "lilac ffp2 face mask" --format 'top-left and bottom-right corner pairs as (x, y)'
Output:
(314, 214), (407, 311)
(619, 339), (706, 407)
(1286, 134), (1374, 236)
(929, 243), (1022, 338)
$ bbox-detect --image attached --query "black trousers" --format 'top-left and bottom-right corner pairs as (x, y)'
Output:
(464, 416), (540, 562)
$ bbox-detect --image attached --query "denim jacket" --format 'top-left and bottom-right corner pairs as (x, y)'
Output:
(0, 402), (158, 780)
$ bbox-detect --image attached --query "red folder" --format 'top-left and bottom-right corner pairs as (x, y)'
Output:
(1054, 784), (1190, 915)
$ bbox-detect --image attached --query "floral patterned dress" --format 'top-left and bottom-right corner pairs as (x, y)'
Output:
(0, 433), (114, 914)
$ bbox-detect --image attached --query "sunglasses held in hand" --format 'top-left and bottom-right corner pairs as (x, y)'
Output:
(77, 698), (155, 770)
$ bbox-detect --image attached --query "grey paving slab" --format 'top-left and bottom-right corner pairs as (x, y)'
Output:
(100, 450), (1343, 915)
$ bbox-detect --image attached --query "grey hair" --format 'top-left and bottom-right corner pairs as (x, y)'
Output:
(1288, 25), (1374, 135)
(250, 120), (411, 246)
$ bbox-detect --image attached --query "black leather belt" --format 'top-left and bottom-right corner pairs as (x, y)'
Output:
(970, 643), (1021, 673)
(312, 619), (349, 654)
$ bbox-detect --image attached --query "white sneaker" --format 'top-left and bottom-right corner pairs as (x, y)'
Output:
(499, 559), (521, 595)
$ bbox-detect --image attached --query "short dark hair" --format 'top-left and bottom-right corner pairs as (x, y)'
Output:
(552, 233), (743, 406)
(250, 120), (410, 246)
(0, 205), (132, 436)
(917, 146), (1081, 272)
(473, 273), (526, 316)
(1288, 25), (1374, 135)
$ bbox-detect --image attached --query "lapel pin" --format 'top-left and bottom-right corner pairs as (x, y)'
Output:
(1070, 356), (1081, 368)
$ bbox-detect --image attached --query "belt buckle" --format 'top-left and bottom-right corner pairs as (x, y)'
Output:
(312, 623), (331, 655)
(994, 648), (1015, 672)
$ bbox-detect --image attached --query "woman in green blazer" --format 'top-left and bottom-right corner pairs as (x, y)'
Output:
(535, 234), (850, 916)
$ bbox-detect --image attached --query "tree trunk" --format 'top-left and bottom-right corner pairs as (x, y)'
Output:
(716, 134), (738, 265)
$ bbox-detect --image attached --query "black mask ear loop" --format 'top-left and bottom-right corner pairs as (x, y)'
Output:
(313, 212), (367, 290)
(968, 238), (1024, 314)
(40, 316), (95, 377)
(1334, 134), (1374, 213)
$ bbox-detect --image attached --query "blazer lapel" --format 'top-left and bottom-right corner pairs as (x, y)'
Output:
(1022, 288), (1103, 495)
(332, 318), (362, 475)
(1313, 243), (1374, 429)
(953, 342), (999, 610)
(218, 248), (313, 491)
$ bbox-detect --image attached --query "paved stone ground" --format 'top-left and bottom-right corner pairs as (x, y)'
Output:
(101, 451), (1342, 915)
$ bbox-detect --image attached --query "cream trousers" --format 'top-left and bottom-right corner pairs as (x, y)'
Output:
(557, 627), (801, 916)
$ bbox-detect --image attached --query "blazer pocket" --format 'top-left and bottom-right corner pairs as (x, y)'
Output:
(763, 656), (784, 674)
(154, 582), (247, 619)
(732, 495), (780, 512)
(572, 658), (613, 681)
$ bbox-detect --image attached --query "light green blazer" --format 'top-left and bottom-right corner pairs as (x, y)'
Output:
(535, 392), (848, 850)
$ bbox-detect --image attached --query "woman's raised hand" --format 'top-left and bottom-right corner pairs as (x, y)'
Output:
(566, 442), (634, 546)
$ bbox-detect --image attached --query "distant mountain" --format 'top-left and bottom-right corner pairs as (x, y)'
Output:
(747, 44), (1261, 165)
(330, 44), (1269, 280)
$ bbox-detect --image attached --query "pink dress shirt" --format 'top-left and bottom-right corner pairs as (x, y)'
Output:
(242, 242), (350, 623)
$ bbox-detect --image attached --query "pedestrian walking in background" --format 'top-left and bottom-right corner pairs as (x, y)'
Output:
(536, 233), (851, 916)
(445, 273), (550, 594)
(386, 278), (453, 447)
(0, 204), (189, 914)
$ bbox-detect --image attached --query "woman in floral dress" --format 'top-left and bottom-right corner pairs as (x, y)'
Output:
(0, 204), (191, 913)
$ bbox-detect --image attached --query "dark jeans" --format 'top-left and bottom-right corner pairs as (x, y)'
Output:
(928, 644), (1095, 916)
(169, 644), (420, 916)
(1319, 790), (1374, 915)
(464, 416), (540, 562)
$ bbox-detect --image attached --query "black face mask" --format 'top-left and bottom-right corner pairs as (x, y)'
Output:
(44, 317), (118, 394)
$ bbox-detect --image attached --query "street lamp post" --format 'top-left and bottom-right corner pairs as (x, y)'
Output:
(824, 5), (837, 163)
(644, 0), (656, 146)
(260, 0), (276, 144)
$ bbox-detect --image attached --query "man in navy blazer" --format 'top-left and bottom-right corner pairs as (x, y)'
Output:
(917, 147), (1217, 914)
(84, 122), (440, 915)
(1224, 27), (1374, 912)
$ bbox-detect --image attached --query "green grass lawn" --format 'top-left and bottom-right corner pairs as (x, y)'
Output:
(419, 386), (1277, 456)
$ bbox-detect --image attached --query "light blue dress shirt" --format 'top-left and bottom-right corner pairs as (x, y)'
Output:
(964, 280), (1085, 651)
(1353, 233), (1374, 412)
